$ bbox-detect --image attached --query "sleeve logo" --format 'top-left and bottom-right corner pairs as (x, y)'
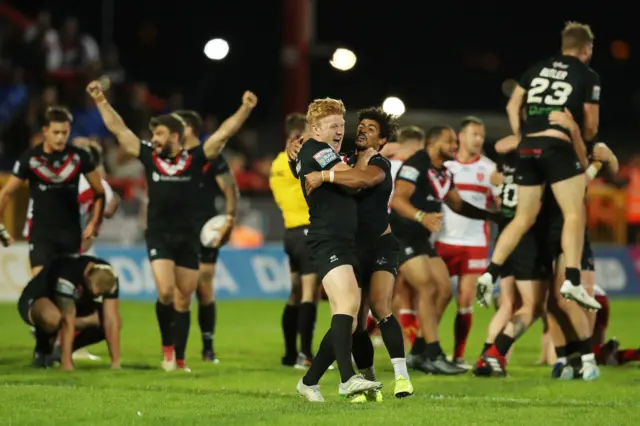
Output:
(313, 148), (339, 168)
(12, 161), (20, 174)
(398, 166), (419, 182)
(592, 85), (601, 101)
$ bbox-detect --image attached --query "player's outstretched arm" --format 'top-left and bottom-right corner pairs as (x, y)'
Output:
(203, 91), (258, 159)
(86, 81), (141, 157)
(506, 85), (526, 137)
(444, 189), (500, 222)
(102, 298), (121, 369)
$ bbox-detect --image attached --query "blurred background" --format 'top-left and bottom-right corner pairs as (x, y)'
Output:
(0, 0), (637, 299)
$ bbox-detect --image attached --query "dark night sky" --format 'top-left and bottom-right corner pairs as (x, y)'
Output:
(10, 0), (640, 137)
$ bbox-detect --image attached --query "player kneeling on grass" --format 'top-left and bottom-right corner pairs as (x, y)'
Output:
(17, 255), (120, 370)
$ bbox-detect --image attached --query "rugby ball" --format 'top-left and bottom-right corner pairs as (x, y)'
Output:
(200, 214), (228, 247)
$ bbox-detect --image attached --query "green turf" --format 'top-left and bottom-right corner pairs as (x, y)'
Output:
(0, 299), (638, 425)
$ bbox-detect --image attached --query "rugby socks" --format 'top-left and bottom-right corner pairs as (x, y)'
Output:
(555, 345), (567, 365)
(352, 330), (376, 381)
(298, 302), (316, 358)
(565, 267), (581, 286)
(493, 333), (515, 357)
(486, 262), (502, 280)
(73, 326), (105, 351)
(155, 300), (174, 347)
(331, 314), (357, 383)
(378, 315), (405, 359)
(454, 308), (473, 359)
(34, 328), (55, 354)
(399, 310), (418, 344)
(281, 304), (299, 359)
(302, 329), (335, 386)
(424, 341), (444, 361)
(577, 338), (596, 364)
(410, 337), (427, 355)
(198, 302), (216, 353)
(172, 310), (191, 363)
(482, 342), (492, 355)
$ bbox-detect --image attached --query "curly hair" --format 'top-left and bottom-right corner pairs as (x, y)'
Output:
(357, 107), (398, 140)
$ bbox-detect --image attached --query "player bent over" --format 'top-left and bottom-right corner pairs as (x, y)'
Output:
(17, 255), (120, 370)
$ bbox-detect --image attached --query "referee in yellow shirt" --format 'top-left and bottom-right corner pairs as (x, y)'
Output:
(270, 113), (318, 369)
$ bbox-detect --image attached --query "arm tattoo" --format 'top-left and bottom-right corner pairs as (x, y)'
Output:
(55, 295), (75, 314)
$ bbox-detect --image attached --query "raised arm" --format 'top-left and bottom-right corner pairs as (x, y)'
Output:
(506, 85), (526, 137)
(86, 81), (141, 157)
(213, 170), (239, 247)
(203, 91), (258, 159)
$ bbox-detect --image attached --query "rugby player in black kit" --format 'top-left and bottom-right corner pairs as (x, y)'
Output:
(17, 255), (119, 370)
(176, 110), (239, 363)
(294, 98), (382, 402)
(390, 126), (500, 375)
(0, 107), (105, 275)
(477, 22), (601, 311)
(86, 80), (256, 371)
(305, 107), (414, 400)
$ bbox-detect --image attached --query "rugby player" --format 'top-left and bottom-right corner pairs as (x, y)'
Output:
(294, 98), (382, 401)
(87, 80), (257, 371)
(435, 117), (498, 367)
(477, 22), (602, 311)
(305, 107), (414, 400)
(17, 254), (119, 370)
(390, 125), (499, 375)
(0, 107), (106, 275)
(270, 113), (319, 368)
(380, 126), (425, 344)
(175, 110), (239, 364)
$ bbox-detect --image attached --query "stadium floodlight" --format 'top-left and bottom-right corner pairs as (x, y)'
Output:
(382, 96), (405, 116)
(204, 38), (230, 61)
(330, 48), (357, 71)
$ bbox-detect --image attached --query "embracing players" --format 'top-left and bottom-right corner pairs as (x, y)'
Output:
(86, 80), (256, 371)
(477, 21), (601, 311)
(0, 107), (105, 275)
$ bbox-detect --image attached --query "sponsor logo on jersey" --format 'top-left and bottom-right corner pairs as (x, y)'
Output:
(313, 148), (339, 168)
(398, 166), (419, 182)
(592, 85), (601, 101)
(476, 172), (485, 182)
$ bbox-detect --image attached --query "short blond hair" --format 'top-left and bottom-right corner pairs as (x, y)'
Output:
(306, 98), (346, 125)
(562, 21), (594, 51)
(89, 264), (118, 295)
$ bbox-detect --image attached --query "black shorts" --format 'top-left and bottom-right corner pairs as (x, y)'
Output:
(29, 236), (80, 269)
(17, 292), (36, 326)
(145, 230), (200, 270)
(284, 226), (314, 275)
(397, 235), (437, 268)
(199, 246), (220, 264)
(546, 217), (594, 271)
(516, 136), (584, 186)
(356, 233), (400, 288)
(307, 235), (358, 281)
(499, 220), (551, 281)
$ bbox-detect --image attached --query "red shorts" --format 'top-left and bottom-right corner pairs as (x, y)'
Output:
(434, 242), (489, 277)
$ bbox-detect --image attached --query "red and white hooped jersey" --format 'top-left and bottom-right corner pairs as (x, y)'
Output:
(436, 155), (497, 247)
(23, 175), (114, 238)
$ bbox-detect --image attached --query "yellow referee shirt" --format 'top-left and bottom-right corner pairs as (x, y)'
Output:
(269, 152), (310, 229)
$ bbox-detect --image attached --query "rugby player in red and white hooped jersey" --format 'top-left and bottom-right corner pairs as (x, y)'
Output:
(434, 117), (501, 367)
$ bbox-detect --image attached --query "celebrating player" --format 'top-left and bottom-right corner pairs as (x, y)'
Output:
(434, 117), (498, 366)
(0, 107), (105, 275)
(86, 79), (257, 371)
(294, 98), (382, 402)
(390, 126), (499, 375)
(175, 110), (239, 364)
(270, 113), (320, 368)
(306, 107), (414, 400)
(17, 254), (119, 370)
(477, 22), (601, 311)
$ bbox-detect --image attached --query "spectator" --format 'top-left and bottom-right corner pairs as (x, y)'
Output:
(22, 10), (62, 72)
(58, 17), (100, 70)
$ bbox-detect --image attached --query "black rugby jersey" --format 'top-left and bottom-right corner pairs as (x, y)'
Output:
(389, 150), (454, 239)
(138, 140), (208, 234)
(344, 151), (392, 242)
(13, 144), (95, 240)
(21, 255), (118, 306)
(497, 150), (519, 219)
(194, 155), (231, 223)
(519, 55), (600, 137)
(296, 138), (357, 238)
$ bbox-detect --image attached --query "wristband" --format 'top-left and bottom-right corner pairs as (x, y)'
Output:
(414, 210), (426, 223)
(94, 94), (106, 104)
(586, 162), (603, 179)
(321, 171), (326, 182)
(225, 214), (235, 222)
(329, 170), (335, 183)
